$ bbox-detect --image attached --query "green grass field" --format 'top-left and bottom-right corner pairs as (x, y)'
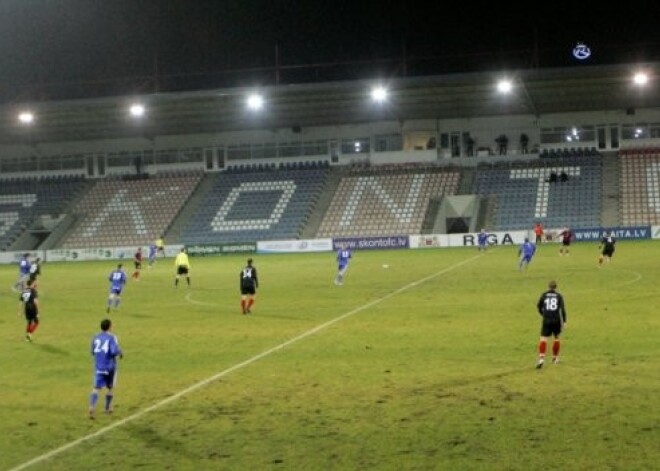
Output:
(1, 242), (658, 470)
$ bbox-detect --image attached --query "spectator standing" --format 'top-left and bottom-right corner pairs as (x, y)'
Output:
(520, 133), (529, 154)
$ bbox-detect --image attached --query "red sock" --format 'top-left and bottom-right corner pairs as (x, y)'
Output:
(241, 300), (246, 312)
(552, 340), (560, 356)
(247, 299), (254, 309)
(28, 322), (38, 333)
(538, 340), (547, 357)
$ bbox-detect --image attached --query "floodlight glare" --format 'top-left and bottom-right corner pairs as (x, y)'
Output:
(633, 72), (649, 86)
(129, 104), (146, 117)
(497, 80), (513, 94)
(18, 111), (34, 124)
(371, 86), (388, 102)
(246, 94), (264, 111)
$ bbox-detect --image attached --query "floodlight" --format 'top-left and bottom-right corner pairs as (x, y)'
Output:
(497, 80), (513, 94)
(371, 86), (388, 103)
(633, 72), (648, 86)
(246, 94), (264, 111)
(129, 104), (146, 117)
(18, 111), (34, 124)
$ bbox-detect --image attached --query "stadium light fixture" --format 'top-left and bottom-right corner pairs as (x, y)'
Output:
(246, 93), (264, 111)
(633, 72), (649, 86)
(370, 86), (388, 103)
(129, 104), (146, 117)
(496, 79), (513, 94)
(18, 111), (35, 125)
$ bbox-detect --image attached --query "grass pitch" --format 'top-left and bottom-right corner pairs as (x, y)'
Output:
(0, 241), (658, 470)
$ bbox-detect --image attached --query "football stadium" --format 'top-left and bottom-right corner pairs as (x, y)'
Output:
(1, 10), (659, 471)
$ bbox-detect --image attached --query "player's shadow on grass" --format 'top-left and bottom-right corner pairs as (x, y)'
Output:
(34, 343), (69, 356)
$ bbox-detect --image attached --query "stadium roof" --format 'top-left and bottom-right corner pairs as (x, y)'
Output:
(2, 62), (659, 146)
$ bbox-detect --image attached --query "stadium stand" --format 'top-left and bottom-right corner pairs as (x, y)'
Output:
(180, 167), (330, 244)
(59, 171), (203, 248)
(316, 164), (460, 237)
(0, 176), (86, 251)
(619, 147), (660, 225)
(474, 153), (602, 230)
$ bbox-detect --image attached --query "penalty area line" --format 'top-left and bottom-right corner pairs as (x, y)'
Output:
(9, 253), (482, 471)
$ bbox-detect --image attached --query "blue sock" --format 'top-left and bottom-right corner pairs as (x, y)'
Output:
(90, 391), (99, 409)
(105, 394), (114, 411)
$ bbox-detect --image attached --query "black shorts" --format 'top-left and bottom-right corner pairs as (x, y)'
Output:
(540, 319), (562, 337)
(25, 309), (38, 322)
(177, 266), (189, 275)
(562, 240), (571, 246)
(602, 247), (615, 257)
(134, 261), (142, 269)
(241, 284), (256, 296)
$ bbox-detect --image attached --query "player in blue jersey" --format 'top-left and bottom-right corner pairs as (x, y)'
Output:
(148, 243), (158, 268)
(107, 264), (127, 313)
(89, 318), (123, 419)
(477, 228), (489, 251)
(334, 244), (352, 285)
(518, 237), (536, 271)
(13, 253), (31, 292)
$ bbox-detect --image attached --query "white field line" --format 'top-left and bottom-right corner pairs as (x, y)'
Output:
(9, 253), (482, 471)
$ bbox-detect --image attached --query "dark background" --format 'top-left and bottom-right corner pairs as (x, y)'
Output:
(1, 0), (659, 103)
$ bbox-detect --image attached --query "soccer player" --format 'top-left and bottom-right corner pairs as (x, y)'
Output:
(598, 231), (616, 266)
(28, 257), (42, 283)
(13, 253), (31, 292)
(535, 280), (567, 369)
(518, 237), (536, 271)
(477, 228), (489, 251)
(174, 248), (191, 287)
(89, 318), (123, 419)
(240, 258), (259, 314)
(156, 236), (165, 257)
(558, 227), (573, 256)
(533, 222), (544, 244)
(131, 247), (143, 280)
(334, 244), (352, 285)
(107, 264), (127, 313)
(148, 243), (157, 267)
(18, 279), (40, 342)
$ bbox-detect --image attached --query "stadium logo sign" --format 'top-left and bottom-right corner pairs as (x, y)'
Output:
(572, 42), (591, 60)
(462, 233), (515, 246)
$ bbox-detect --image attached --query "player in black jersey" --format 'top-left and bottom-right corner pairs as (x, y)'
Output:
(240, 259), (259, 314)
(598, 231), (616, 266)
(19, 279), (40, 342)
(535, 280), (567, 369)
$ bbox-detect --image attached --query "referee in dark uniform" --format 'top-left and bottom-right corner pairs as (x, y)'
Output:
(535, 280), (567, 369)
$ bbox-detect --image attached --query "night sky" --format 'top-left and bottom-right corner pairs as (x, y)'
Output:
(1, 0), (659, 103)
